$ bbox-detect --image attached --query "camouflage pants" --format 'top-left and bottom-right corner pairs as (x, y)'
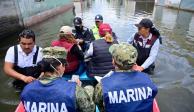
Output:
(84, 85), (94, 101)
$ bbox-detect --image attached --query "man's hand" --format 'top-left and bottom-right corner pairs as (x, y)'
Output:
(21, 76), (35, 83)
(132, 64), (144, 72)
(4, 62), (35, 83)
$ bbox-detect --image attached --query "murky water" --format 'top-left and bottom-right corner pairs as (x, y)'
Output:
(0, 0), (194, 111)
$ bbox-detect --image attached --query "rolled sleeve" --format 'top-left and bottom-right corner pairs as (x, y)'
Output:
(85, 43), (94, 58)
(127, 33), (135, 44)
(141, 39), (160, 69)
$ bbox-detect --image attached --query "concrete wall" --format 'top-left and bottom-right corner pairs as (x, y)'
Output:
(155, 0), (194, 12)
(180, 0), (194, 12)
(0, 0), (23, 40)
(16, 0), (73, 26)
(0, 0), (73, 40)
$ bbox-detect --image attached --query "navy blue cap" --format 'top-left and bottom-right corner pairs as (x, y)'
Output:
(135, 18), (153, 28)
(95, 14), (103, 21)
(73, 17), (82, 26)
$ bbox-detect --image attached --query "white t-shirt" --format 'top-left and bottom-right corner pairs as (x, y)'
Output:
(5, 45), (43, 68)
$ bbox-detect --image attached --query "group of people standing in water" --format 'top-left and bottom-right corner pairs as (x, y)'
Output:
(4, 14), (161, 112)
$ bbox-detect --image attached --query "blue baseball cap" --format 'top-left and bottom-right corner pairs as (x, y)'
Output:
(95, 14), (103, 21)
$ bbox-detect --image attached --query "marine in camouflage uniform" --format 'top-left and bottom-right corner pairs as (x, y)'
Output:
(93, 43), (138, 112)
(38, 47), (96, 112)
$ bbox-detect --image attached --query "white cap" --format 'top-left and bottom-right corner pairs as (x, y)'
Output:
(59, 26), (73, 34)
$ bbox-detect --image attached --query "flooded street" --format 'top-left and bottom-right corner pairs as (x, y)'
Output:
(0, 0), (194, 111)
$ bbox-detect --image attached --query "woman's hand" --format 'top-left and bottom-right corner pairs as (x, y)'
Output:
(76, 39), (84, 44)
(132, 64), (144, 72)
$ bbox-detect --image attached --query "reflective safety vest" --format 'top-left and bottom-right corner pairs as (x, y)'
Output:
(92, 25), (101, 40)
(101, 71), (158, 112)
(21, 78), (77, 112)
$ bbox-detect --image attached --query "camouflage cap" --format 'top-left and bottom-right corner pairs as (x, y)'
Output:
(109, 43), (137, 69)
(41, 46), (67, 59)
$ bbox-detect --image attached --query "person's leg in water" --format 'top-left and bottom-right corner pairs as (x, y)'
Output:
(142, 64), (155, 75)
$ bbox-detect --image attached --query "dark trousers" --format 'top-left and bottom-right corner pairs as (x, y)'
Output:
(142, 64), (155, 75)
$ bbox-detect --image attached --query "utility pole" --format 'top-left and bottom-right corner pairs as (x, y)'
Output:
(178, 0), (182, 10)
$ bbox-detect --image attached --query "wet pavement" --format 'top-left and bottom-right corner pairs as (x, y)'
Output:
(0, 0), (194, 111)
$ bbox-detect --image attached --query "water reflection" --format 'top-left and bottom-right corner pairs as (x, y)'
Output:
(153, 5), (194, 66)
(31, 9), (75, 47)
(135, 1), (154, 14)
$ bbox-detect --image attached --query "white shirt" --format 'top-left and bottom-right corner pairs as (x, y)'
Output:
(5, 45), (43, 68)
(127, 33), (160, 69)
(85, 42), (94, 58)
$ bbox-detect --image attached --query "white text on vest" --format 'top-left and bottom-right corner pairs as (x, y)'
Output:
(108, 87), (152, 104)
(23, 101), (68, 112)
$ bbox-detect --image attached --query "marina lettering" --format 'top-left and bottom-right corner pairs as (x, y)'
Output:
(108, 87), (153, 104)
(23, 101), (68, 112)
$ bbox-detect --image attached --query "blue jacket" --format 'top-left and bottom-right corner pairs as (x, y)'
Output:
(21, 78), (77, 112)
(101, 71), (158, 112)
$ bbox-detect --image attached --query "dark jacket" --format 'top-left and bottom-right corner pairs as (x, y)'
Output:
(87, 39), (118, 77)
(73, 26), (95, 51)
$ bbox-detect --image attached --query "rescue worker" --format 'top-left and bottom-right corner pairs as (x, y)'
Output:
(93, 43), (158, 112)
(128, 18), (161, 74)
(20, 47), (95, 112)
(4, 29), (42, 90)
(91, 14), (103, 40)
(51, 26), (84, 75)
(85, 23), (118, 77)
(73, 17), (95, 52)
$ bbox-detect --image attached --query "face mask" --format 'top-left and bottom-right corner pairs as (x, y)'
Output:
(75, 26), (82, 32)
(50, 57), (64, 77)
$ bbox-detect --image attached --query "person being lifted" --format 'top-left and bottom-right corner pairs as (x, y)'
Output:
(93, 43), (158, 112)
(4, 29), (42, 90)
(128, 18), (161, 74)
(73, 17), (95, 52)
